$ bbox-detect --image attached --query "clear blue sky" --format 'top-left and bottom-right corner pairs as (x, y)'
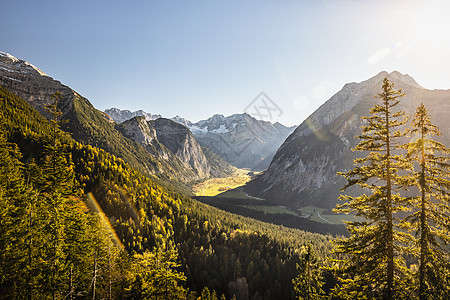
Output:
(2, 0), (449, 126)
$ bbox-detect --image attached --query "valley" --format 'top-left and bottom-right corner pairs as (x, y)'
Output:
(204, 185), (362, 228)
(0, 50), (448, 299)
(192, 168), (253, 196)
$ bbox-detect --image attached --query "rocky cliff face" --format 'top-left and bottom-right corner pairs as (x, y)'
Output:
(245, 71), (450, 209)
(153, 118), (211, 178)
(117, 117), (234, 180)
(117, 116), (170, 160)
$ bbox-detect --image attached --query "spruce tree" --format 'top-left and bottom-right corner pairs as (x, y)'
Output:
(330, 78), (413, 299)
(404, 103), (449, 299)
(292, 244), (324, 300)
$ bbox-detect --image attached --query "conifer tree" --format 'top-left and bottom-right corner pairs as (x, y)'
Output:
(404, 103), (449, 299)
(292, 244), (324, 300)
(128, 249), (187, 299)
(330, 78), (413, 299)
(23, 159), (46, 300)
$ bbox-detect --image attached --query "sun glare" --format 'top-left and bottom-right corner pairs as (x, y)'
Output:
(86, 192), (124, 250)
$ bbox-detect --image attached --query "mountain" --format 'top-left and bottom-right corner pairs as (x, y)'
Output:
(0, 51), (231, 186)
(106, 108), (296, 171)
(105, 107), (163, 123)
(190, 113), (296, 170)
(152, 118), (213, 177)
(105, 107), (193, 127)
(116, 116), (233, 179)
(245, 71), (450, 209)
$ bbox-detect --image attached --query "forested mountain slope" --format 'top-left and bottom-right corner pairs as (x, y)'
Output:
(0, 51), (230, 188)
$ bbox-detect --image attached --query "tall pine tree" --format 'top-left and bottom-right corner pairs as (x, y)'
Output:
(404, 103), (449, 299)
(330, 78), (413, 299)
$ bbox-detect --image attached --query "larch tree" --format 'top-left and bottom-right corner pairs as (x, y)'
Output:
(128, 249), (187, 299)
(330, 78), (413, 299)
(404, 103), (449, 299)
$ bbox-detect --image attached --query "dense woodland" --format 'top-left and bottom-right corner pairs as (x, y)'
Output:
(0, 77), (448, 300)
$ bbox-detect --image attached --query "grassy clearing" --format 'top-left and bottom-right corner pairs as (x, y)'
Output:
(193, 169), (254, 196)
(296, 205), (362, 225)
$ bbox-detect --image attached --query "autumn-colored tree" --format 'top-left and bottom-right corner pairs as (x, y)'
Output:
(404, 103), (450, 299)
(128, 249), (187, 299)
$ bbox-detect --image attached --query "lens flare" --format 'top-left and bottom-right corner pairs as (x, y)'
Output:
(304, 118), (329, 141)
(86, 192), (124, 250)
(118, 189), (142, 227)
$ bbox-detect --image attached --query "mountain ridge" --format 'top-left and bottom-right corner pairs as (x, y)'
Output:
(106, 108), (296, 170)
(116, 116), (234, 179)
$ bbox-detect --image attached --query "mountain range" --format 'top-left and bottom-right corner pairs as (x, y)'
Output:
(105, 108), (295, 170)
(245, 71), (450, 209)
(0, 51), (233, 187)
(2, 51), (448, 221)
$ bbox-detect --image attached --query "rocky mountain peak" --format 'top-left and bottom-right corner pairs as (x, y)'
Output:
(171, 115), (192, 127)
(120, 116), (157, 146)
(0, 52), (77, 119)
(105, 107), (162, 123)
(291, 70), (423, 140)
(387, 70), (422, 89)
(0, 52), (48, 77)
